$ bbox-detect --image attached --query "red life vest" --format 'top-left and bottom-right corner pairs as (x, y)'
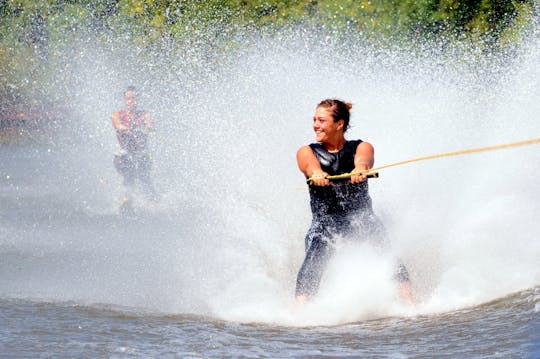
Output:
(116, 109), (148, 152)
(117, 109), (146, 130)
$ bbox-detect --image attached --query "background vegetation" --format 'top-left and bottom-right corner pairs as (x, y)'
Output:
(0, 0), (537, 115)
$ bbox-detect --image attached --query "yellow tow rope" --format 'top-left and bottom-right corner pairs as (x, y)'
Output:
(306, 136), (540, 185)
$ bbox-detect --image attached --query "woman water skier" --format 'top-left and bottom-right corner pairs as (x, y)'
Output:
(295, 99), (414, 303)
(112, 86), (157, 210)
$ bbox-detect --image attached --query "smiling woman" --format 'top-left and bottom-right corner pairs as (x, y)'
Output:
(295, 99), (414, 303)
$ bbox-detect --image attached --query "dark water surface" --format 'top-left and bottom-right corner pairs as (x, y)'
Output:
(1, 289), (539, 358)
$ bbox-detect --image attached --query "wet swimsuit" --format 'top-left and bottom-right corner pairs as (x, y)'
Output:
(295, 140), (409, 298)
(308, 140), (373, 224)
(113, 109), (154, 194)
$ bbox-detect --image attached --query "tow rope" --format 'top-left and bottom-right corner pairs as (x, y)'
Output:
(306, 136), (540, 185)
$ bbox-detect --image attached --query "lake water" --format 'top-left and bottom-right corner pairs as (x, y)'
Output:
(1, 289), (538, 358)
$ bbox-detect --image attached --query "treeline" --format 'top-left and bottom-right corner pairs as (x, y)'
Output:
(2, 0), (533, 44)
(0, 0), (536, 114)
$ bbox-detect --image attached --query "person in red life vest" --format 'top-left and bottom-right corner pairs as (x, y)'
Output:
(112, 86), (157, 203)
(295, 99), (415, 304)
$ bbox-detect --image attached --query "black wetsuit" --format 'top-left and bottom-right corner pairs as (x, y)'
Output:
(295, 140), (409, 298)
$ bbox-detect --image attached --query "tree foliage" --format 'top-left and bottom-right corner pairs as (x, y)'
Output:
(0, 0), (536, 111)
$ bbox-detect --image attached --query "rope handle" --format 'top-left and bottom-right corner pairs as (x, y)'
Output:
(306, 170), (379, 185)
(303, 136), (540, 186)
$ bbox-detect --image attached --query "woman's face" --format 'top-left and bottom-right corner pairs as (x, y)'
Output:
(313, 106), (343, 143)
(124, 90), (137, 111)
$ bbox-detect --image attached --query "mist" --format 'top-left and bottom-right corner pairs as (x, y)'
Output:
(1, 25), (539, 326)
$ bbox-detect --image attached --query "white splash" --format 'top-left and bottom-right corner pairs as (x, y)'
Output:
(2, 23), (540, 326)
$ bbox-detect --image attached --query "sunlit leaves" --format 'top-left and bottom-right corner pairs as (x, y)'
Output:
(0, 0), (536, 110)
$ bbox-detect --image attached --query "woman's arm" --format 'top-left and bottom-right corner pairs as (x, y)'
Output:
(351, 141), (374, 183)
(297, 145), (330, 186)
